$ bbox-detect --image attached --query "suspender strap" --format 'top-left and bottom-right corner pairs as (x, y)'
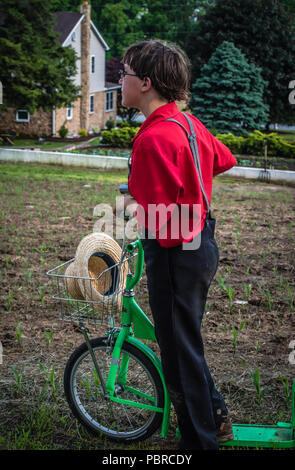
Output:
(165, 113), (211, 217)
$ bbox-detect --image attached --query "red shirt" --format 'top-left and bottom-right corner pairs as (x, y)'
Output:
(128, 102), (236, 247)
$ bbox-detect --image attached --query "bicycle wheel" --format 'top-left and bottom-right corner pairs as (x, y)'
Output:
(64, 337), (165, 442)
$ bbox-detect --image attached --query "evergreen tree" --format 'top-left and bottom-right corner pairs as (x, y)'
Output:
(0, 0), (80, 114)
(191, 0), (295, 126)
(191, 41), (269, 134)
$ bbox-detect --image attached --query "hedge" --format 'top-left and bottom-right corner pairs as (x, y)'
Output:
(101, 127), (140, 148)
(101, 126), (295, 158)
(216, 130), (295, 159)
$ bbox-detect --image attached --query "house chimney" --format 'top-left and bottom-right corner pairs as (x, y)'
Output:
(80, 1), (91, 131)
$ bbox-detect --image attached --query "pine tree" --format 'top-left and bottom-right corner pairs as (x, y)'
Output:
(191, 0), (295, 126)
(191, 41), (269, 134)
(0, 0), (80, 114)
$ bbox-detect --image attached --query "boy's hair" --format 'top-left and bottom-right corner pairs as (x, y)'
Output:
(122, 40), (191, 103)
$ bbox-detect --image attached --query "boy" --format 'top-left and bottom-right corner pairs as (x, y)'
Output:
(119, 40), (236, 450)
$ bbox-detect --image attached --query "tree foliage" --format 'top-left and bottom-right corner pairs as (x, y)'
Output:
(191, 41), (269, 134)
(0, 0), (80, 113)
(191, 0), (295, 125)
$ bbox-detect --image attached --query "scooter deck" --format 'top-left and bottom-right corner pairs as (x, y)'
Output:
(221, 422), (295, 448)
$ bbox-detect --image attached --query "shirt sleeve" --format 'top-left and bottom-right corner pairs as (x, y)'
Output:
(211, 134), (237, 176)
(128, 133), (183, 232)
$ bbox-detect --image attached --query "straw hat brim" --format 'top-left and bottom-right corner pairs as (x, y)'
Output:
(74, 232), (128, 312)
(64, 261), (84, 300)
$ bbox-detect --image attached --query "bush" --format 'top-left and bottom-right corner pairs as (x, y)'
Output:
(215, 130), (295, 159)
(215, 133), (245, 154)
(78, 129), (88, 137)
(58, 124), (68, 139)
(91, 126), (100, 134)
(101, 127), (140, 148)
(117, 120), (140, 128)
(105, 119), (115, 130)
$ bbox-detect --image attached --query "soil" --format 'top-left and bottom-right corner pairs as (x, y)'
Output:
(0, 165), (295, 451)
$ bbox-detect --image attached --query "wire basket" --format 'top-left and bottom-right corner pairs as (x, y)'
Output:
(47, 251), (137, 326)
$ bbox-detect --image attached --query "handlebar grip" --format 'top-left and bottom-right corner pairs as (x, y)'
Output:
(119, 184), (129, 195)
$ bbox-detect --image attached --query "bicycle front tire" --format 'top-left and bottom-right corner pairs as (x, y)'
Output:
(64, 337), (164, 442)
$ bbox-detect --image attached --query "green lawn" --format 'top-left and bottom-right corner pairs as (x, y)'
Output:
(1, 139), (70, 150)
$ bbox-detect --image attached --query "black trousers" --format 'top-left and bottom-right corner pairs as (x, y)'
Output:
(141, 218), (228, 450)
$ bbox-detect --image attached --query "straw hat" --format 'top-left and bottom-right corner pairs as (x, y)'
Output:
(64, 261), (84, 300)
(74, 232), (128, 313)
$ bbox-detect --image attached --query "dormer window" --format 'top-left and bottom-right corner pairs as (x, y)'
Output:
(91, 55), (95, 74)
(71, 31), (76, 42)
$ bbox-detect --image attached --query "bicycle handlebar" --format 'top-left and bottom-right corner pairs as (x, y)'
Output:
(125, 238), (144, 290)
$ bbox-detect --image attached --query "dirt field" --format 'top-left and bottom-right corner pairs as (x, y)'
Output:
(0, 162), (294, 451)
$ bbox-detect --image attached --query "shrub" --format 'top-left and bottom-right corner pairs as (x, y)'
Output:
(78, 129), (88, 137)
(91, 126), (100, 134)
(105, 119), (115, 130)
(58, 124), (68, 139)
(215, 130), (295, 159)
(101, 126), (140, 148)
(215, 133), (245, 154)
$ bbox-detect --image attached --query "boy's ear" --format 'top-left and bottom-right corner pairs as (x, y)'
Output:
(142, 76), (152, 91)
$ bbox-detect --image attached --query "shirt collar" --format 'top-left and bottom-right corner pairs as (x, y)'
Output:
(132, 102), (181, 142)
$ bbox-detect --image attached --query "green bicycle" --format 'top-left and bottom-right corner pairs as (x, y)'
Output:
(47, 188), (295, 448)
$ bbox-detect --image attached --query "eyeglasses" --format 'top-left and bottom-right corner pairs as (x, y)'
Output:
(118, 70), (138, 79)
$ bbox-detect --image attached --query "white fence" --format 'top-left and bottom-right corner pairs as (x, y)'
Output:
(0, 148), (295, 183)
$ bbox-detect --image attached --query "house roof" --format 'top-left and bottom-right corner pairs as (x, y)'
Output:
(54, 11), (109, 50)
(54, 12), (83, 44)
(106, 82), (121, 91)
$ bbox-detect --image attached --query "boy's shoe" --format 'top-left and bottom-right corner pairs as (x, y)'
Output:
(217, 416), (234, 442)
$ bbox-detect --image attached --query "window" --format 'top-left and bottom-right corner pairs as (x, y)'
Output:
(89, 94), (94, 113)
(66, 104), (73, 120)
(91, 55), (95, 74)
(16, 110), (30, 122)
(106, 91), (113, 112)
(71, 31), (76, 42)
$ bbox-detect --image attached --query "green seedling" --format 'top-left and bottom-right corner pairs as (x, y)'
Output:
(44, 330), (53, 348)
(26, 271), (32, 284)
(6, 292), (13, 311)
(217, 273), (227, 292)
(38, 287), (45, 307)
(285, 281), (294, 312)
(261, 289), (272, 311)
(278, 375), (291, 405)
(244, 283), (252, 301)
(232, 320), (246, 354)
(245, 364), (267, 404)
(16, 324), (23, 345)
(11, 365), (25, 394)
(39, 363), (59, 402)
(225, 285), (235, 310)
